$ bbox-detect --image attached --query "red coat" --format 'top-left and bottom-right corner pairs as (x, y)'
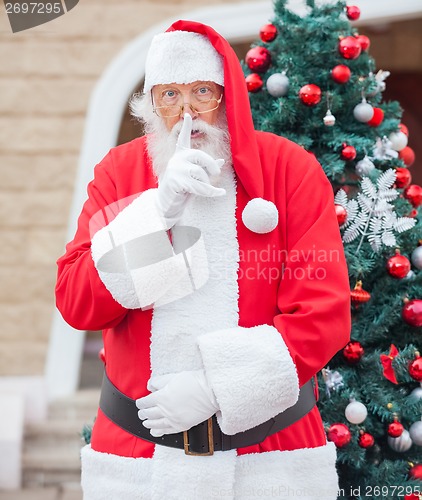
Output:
(56, 130), (351, 459)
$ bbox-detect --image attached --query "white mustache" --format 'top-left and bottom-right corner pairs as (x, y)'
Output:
(171, 118), (218, 141)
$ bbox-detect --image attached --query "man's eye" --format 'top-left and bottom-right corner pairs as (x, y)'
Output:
(198, 87), (210, 94)
(163, 90), (176, 98)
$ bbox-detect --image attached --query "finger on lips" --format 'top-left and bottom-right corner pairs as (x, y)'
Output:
(176, 113), (192, 151)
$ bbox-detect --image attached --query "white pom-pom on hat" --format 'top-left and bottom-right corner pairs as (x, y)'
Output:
(242, 198), (279, 234)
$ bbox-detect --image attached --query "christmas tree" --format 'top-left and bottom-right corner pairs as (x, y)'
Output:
(244, 0), (422, 497)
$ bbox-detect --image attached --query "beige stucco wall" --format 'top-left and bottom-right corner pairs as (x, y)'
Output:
(0, 1), (421, 377)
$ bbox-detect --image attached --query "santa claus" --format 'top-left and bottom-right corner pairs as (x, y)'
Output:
(56, 20), (351, 500)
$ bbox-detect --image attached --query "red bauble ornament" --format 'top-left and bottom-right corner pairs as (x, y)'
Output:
(409, 356), (422, 382)
(399, 146), (416, 167)
(358, 432), (375, 448)
(350, 281), (371, 305)
(245, 46), (271, 73)
(343, 340), (364, 364)
(331, 64), (351, 84)
(388, 421), (404, 438)
(98, 347), (106, 364)
(367, 107), (384, 127)
(299, 84), (322, 106)
(327, 423), (352, 447)
(399, 123), (409, 136)
(339, 36), (362, 60)
(386, 250), (411, 279)
(409, 463), (422, 480)
(245, 73), (263, 93)
(355, 34), (370, 51)
(404, 185), (422, 208)
(409, 208), (418, 218)
(404, 494), (421, 500)
(346, 5), (361, 20)
(260, 23), (278, 43)
(335, 204), (347, 226)
(341, 143), (357, 161)
(395, 167), (412, 189)
(402, 299), (422, 327)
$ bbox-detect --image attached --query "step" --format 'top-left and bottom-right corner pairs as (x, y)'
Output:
(22, 445), (82, 488)
(48, 390), (100, 421)
(25, 419), (92, 444)
(0, 483), (83, 500)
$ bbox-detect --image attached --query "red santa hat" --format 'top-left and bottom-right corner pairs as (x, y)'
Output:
(144, 20), (278, 233)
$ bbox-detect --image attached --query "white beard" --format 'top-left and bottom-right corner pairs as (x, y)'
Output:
(130, 93), (232, 178)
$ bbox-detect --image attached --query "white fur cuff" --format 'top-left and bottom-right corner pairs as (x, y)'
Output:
(91, 189), (209, 310)
(197, 324), (300, 435)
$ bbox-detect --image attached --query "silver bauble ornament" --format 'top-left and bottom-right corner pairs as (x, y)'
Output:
(355, 155), (375, 176)
(404, 270), (415, 280)
(388, 429), (412, 452)
(353, 99), (374, 123)
(411, 246), (422, 270)
(409, 421), (422, 446)
(345, 400), (367, 424)
(266, 72), (290, 97)
(323, 109), (336, 126)
(389, 131), (408, 152)
(410, 384), (422, 400)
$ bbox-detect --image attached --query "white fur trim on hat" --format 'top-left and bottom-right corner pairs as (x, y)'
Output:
(242, 198), (279, 234)
(143, 31), (224, 92)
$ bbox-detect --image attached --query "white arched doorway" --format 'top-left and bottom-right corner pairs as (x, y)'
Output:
(46, 0), (422, 399)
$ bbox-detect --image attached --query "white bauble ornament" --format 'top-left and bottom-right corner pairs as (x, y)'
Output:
(409, 421), (422, 446)
(323, 110), (336, 126)
(266, 72), (290, 97)
(389, 131), (408, 152)
(410, 384), (422, 400)
(388, 429), (412, 452)
(353, 99), (374, 123)
(411, 246), (422, 270)
(345, 400), (368, 424)
(355, 155), (375, 176)
(404, 270), (415, 280)
(242, 198), (279, 234)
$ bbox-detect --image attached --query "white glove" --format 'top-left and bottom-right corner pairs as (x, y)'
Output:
(156, 114), (226, 227)
(135, 370), (219, 437)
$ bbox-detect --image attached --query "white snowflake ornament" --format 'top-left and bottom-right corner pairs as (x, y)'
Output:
(336, 169), (416, 253)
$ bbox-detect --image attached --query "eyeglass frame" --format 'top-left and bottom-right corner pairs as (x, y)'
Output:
(151, 90), (223, 118)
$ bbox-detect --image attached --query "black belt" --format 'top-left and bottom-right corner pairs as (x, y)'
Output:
(99, 372), (316, 456)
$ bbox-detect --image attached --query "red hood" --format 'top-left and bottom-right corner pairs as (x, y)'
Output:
(166, 20), (264, 200)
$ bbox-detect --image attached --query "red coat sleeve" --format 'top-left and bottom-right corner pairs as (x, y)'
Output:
(274, 155), (351, 387)
(55, 151), (128, 331)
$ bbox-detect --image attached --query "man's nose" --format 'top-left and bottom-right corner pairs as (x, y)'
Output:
(181, 102), (197, 118)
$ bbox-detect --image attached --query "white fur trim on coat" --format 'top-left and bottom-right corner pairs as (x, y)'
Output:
(91, 188), (208, 310)
(150, 164), (239, 376)
(197, 324), (300, 435)
(81, 442), (338, 500)
(143, 31), (224, 93)
(234, 442), (339, 499)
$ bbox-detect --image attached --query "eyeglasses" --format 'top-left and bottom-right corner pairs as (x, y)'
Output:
(152, 94), (223, 118)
